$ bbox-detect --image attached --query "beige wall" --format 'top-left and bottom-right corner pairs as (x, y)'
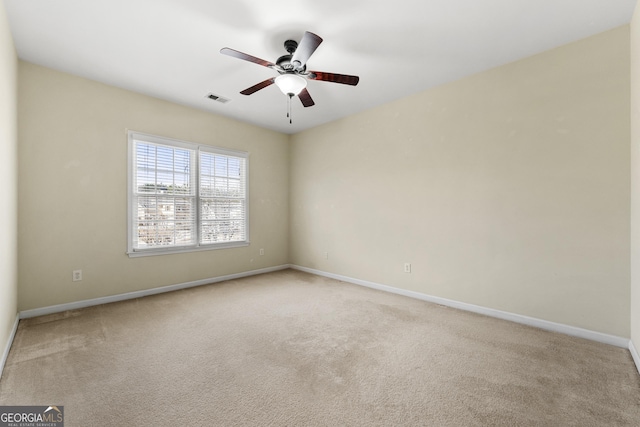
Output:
(18, 62), (290, 311)
(290, 26), (630, 337)
(631, 5), (640, 353)
(0, 2), (18, 359)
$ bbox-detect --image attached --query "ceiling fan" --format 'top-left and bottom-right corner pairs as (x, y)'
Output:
(220, 31), (359, 121)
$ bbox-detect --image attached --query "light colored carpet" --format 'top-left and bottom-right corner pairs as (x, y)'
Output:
(1, 269), (639, 426)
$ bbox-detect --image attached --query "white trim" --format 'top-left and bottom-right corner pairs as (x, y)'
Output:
(0, 314), (19, 380)
(126, 241), (250, 258)
(13, 264), (634, 354)
(630, 340), (640, 376)
(20, 265), (290, 319)
(291, 265), (630, 348)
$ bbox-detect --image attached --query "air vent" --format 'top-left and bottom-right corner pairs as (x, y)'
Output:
(206, 93), (230, 104)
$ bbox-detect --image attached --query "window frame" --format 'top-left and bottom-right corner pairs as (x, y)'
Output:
(127, 131), (249, 257)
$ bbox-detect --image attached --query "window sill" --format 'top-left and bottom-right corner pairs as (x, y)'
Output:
(127, 241), (249, 258)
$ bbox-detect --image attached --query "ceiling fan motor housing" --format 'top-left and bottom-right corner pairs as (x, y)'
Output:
(284, 39), (298, 54)
(278, 40), (304, 72)
(277, 54), (305, 72)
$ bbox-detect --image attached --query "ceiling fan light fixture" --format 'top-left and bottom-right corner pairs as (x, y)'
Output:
(275, 74), (307, 96)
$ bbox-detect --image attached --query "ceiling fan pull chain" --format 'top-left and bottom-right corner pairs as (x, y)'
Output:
(288, 94), (293, 124)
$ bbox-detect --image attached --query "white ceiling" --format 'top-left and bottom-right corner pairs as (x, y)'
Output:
(4, 0), (637, 134)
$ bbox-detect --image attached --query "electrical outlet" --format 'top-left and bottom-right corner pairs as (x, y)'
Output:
(259, 248), (264, 256)
(72, 270), (82, 281)
(324, 252), (329, 259)
(404, 263), (411, 273)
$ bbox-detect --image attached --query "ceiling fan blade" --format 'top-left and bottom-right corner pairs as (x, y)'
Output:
(308, 71), (359, 86)
(291, 32), (323, 69)
(298, 88), (315, 107)
(240, 78), (275, 95)
(220, 48), (276, 69)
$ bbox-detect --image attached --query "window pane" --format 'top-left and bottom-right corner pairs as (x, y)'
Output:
(136, 221), (174, 247)
(134, 142), (194, 196)
(199, 150), (246, 246)
(155, 222), (175, 246)
(228, 158), (241, 176)
(175, 198), (194, 221)
(136, 196), (156, 220)
(175, 222), (195, 246)
(214, 156), (228, 177)
(200, 174), (214, 198)
(201, 199), (244, 220)
(156, 197), (175, 220)
(200, 220), (245, 244)
(227, 178), (241, 196)
(136, 145), (157, 193)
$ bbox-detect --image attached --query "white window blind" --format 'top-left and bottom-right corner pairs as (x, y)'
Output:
(128, 131), (249, 256)
(199, 150), (247, 244)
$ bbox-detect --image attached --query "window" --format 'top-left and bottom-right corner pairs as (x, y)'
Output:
(127, 131), (248, 256)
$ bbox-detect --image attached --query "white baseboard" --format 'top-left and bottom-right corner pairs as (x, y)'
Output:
(14, 263), (634, 353)
(0, 314), (19, 380)
(20, 264), (291, 319)
(291, 265), (630, 349)
(630, 341), (640, 375)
